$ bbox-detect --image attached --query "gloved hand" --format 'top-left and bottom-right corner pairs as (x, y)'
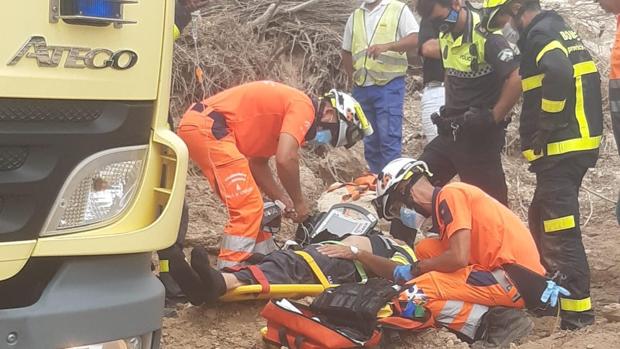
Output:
(532, 114), (568, 155)
(431, 106), (447, 126)
(463, 107), (496, 130)
(393, 262), (420, 285)
(540, 280), (571, 307)
(431, 111), (441, 126)
(431, 106), (455, 136)
(531, 129), (552, 155)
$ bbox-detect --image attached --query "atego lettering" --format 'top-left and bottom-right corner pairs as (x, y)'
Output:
(7, 36), (138, 70)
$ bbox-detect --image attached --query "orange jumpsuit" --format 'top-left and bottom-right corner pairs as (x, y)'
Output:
(407, 182), (545, 339)
(177, 81), (314, 269)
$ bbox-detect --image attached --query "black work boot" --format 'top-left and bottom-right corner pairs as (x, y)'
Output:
(473, 307), (534, 349)
(159, 247), (207, 306)
(191, 247), (227, 304)
(560, 310), (595, 330)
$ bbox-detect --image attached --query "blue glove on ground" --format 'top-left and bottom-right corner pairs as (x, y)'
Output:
(540, 280), (571, 307)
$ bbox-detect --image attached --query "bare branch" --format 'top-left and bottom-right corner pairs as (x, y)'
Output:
(284, 0), (321, 14)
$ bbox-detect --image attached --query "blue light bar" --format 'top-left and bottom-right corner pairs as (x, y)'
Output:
(75, 0), (121, 19)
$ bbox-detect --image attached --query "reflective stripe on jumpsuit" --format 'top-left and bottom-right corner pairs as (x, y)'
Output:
(405, 239), (525, 340)
(177, 105), (275, 269)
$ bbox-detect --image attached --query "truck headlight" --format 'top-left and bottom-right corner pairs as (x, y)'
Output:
(65, 333), (153, 349)
(41, 145), (147, 236)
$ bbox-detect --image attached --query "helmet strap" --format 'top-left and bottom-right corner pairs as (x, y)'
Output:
(402, 171), (432, 218)
(305, 97), (326, 141)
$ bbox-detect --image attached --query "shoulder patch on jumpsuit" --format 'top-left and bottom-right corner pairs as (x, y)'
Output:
(438, 199), (453, 226)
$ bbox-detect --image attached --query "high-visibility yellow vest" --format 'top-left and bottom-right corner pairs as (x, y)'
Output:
(439, 10), (495, 79)
(351, 1), (409, 86)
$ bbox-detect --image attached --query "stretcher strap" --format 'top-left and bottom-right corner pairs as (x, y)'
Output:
(247, 265), (270, 294)
(225, 264), (271, 294)
(294, 251), (331, 288)
(353, 261), (368, 283)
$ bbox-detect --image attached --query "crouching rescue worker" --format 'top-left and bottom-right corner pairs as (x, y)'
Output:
(178, 81), (369, 268)
(373, 158), (568, 347)
(482, 0), (603, 329)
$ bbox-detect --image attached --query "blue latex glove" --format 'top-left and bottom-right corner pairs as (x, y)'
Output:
(540, 280), (571, 307)
(393, 264), (414, 285)
(402, 301), (416, 318)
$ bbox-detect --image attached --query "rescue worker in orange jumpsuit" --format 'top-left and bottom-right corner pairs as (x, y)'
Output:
(369, 158), (568, 347)
(177, 81), (370, 268)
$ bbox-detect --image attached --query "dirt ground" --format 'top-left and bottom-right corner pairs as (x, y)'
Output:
(161, 90), (620, 348)
(162, 1), (620, 347)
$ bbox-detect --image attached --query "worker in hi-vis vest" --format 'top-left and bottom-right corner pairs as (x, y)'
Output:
(341, 0), (419, 174)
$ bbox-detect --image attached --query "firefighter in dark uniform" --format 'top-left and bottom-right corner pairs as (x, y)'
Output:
(482, 0), (603, 329)
(415, 0), (522, 206)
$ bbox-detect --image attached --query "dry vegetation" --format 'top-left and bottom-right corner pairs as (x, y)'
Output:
(170, 0), (357, 120)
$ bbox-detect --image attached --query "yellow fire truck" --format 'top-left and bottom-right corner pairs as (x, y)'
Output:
(0, 1), (188, 348)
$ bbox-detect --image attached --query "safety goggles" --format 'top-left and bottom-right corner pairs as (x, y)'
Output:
(372, 179), (415, 221)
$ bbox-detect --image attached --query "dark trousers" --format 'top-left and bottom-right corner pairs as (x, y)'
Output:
(419, 128), (508, 206)
(528, 155), (596, 329)
(233, 246), (358, 285)
(157, 201), (208, 305)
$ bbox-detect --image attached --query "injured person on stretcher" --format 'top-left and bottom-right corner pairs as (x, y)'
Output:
(190, 232), (416, 304)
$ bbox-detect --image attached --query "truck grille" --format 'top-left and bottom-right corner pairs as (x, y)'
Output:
(0, 147), (28, 171)
(0, 99), (103, 122)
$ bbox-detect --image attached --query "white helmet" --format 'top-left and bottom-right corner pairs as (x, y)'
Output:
(322, 89), (373, 148)
(372, 158), (433, 220)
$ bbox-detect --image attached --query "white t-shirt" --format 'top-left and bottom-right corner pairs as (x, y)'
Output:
(342, 0), (419, 52)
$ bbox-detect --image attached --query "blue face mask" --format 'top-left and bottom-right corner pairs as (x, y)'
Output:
(434, 8), (459, 33)
(313, 129), (332, 145)
(399, 207), (418, 229)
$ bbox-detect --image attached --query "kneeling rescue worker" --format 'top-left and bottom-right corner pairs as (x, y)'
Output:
(373, 158), (569, 347)
(178, 81), (370, 268)
(482, 0), (603, 329)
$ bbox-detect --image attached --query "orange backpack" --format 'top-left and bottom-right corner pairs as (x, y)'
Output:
(261, 299), (383, 349)
(261, 280), (435, 349)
